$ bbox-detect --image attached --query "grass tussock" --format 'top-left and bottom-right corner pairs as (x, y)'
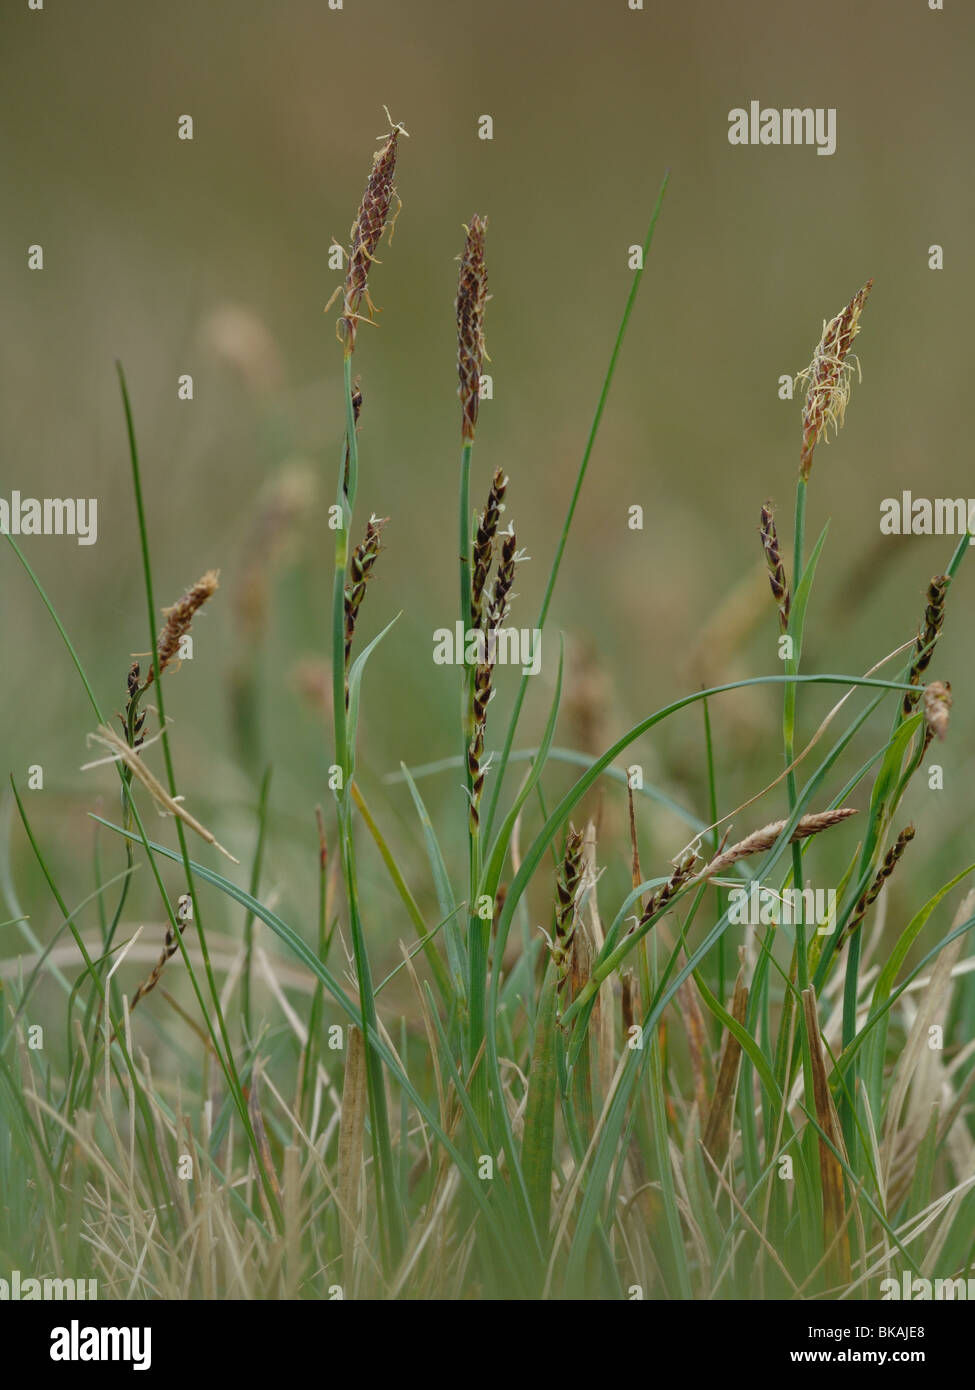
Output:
(2, 119), (974, 1303)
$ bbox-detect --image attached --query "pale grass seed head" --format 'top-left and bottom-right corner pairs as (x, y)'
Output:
(796, 280), (872, 480)
(146, 569), (219, 687)
(923, 680), (952, 741)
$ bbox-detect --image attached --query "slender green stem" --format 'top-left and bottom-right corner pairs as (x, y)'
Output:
(482, 171), (669, 844)
(784, 476), (808, 989)
(329, 350), (405, 1268)
(116, 361), (283, 1231)
(242, 765), (272, 1042)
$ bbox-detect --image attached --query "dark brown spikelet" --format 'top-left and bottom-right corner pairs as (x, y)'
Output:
(471, 468), (507, 628)
(338, 117), (405, 355)
(485, 527), (517, 632)
(457, 215), (489, 445)
(467, 527), (518, 833)
(903, 574), (950, 714)
(633, 852), (700, 934)
(344, 514), (388, 674)
(760, 501), (791, 632)
(841, 825), (915, 947)
(552, 826), (585, 992)
(797, 280), (872, 481)
(110, 894), (192, 1042)
(145, 570), (219, 688)
(119, 661), (147, 749)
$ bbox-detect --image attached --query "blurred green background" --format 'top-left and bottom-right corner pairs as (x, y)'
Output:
(2, 0), (973, 1016)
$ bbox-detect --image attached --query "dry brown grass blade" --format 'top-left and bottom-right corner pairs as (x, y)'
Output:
(699, 1141), (800, 1295)
(882, 888), (975, 1206)
(337, 1024), (367, 1285)
(702, 968), (748, 1165)
(248, 1061), (283, 1213)
(82, 724), (239, 863)
(802, 987), (851, 1288)
(677, 638), (915, 858)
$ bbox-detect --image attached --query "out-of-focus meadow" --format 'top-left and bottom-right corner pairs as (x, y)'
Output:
(2, 0), (973, 1024)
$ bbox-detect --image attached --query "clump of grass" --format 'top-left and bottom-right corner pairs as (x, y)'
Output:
(5, 118), (975, 1307)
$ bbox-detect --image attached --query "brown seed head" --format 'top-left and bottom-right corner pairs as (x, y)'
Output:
(700, 807), (858, 879)
(841, 824), (915, 947)
(338, 115), (406, 355)
(552, 826), (585, 990)
(634, 852), (700, 932)
(760, 501), (791, 632)
(923, 680), (952, 741)
(467, 525), (519, 833)
(904, 574), (950, 713)
(457, 215), (489, 445)
(471, 468), (507, 628)
(147, 570), (219, 687)
(797, 280), (872, 480)
(344, 514), (389, 673)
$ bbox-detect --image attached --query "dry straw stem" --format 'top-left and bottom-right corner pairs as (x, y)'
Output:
(337, 111), (407, 355)
(344, 513), (389, 667)
(923, 679), (952, 742)
(144, 569), (219, 687)
(903, 574), (950, 713)
(696, 807), (858, 881)
(337, 1024), (367, 1283)
(110, 895), (193, 1042)
(760, 501), (791, 632)
(457, 215), (489, 444)
(681, 638), (914, 854)
(801, 987), (852, 1288)
(128, 894), (192, 1013)
(797, 280), (872, 480)
(82, 724), (239, 863)
(471, 468), (507, 628)
(702, 966), (749, 1166)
